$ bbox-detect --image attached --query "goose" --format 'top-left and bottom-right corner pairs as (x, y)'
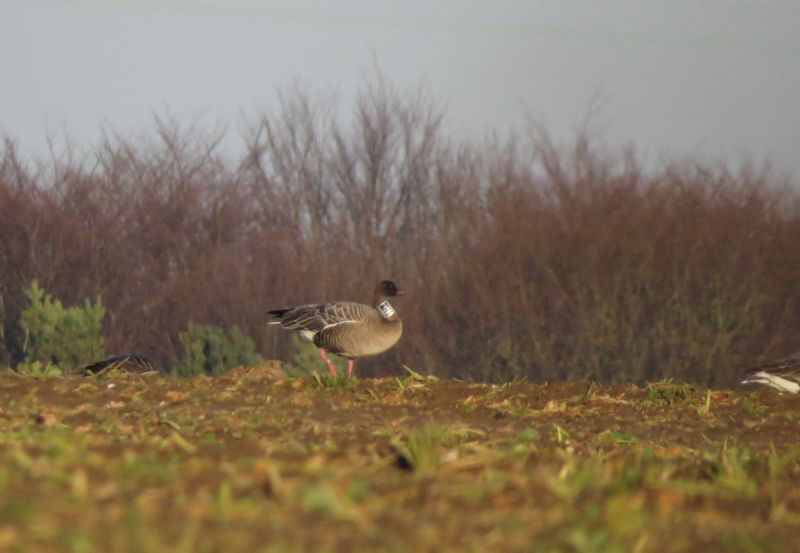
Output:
(267, 280), (404, 378)
(740, 355), (800, 394)
(82, 354), (158, 376)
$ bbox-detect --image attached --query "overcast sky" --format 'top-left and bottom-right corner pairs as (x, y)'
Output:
(2, 0), (799, 179)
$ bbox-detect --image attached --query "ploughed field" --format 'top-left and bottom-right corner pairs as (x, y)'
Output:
(1, 364), (799, 553)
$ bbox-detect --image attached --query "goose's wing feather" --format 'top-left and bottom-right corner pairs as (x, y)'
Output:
(278, 301), (372, 333)
(745, 356), (800, 380)
(83, 354), (157, 375)
(741, 355), (800, 393)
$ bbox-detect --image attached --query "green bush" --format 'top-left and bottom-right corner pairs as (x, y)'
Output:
(173, 322), (261, 376)
(19, 281), (106, 373)
(14, 360), (63, 379)
(282, 334), (345, 378)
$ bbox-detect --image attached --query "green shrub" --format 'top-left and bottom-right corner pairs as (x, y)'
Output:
(19, 281), (105, 373)
(173, 322), (261, 376)
(283, 334), (345, 378)
(14, 360), (63, 379)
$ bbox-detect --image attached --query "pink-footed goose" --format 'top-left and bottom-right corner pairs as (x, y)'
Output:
(267, 280), (404, 378)
(741, 354), (800, 394)
(82, 354), (158, 376)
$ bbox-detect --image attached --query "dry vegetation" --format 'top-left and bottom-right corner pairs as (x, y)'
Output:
(2, 84), (800, 551)
(1, 82), (799, 384)
(1, 368), (799, 552)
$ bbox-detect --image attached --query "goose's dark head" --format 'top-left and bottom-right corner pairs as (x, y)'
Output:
(375, 280), (405, 303)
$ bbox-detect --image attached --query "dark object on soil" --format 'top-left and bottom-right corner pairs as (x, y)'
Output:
(741, 355), (800, 394)
(394, 451), (414, 472)
(82, 354), (158, 376)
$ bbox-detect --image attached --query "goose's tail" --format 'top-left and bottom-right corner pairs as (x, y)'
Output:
(267, 308), (291, 325)
(741, 370), (800, 394)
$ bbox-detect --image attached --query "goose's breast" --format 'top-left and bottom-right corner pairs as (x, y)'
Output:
(345, 321), (402, 357)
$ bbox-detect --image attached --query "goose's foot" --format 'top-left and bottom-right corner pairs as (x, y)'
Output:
(346, 358), (355, 379)
(318, 348), (338, 378)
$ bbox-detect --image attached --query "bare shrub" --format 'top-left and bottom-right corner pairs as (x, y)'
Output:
(1, 84), (798, 384)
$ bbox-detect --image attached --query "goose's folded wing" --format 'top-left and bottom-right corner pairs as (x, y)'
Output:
(279, 302), (370, 332)
(748, 356), (800, 379)
(83, 354), (156, 375)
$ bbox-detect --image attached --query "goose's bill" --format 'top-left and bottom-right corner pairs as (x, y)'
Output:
(396, 288), (406, 296)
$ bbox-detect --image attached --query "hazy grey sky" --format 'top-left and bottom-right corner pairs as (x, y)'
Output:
(2, 0), (799, 178)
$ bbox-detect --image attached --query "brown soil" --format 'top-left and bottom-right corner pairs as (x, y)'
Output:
(1, 365), (799, 552)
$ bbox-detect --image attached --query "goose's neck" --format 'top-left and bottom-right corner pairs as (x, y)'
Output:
(376, 300), (397, 320)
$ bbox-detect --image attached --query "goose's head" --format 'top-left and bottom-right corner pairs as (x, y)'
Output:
(375, 280), (405, 304)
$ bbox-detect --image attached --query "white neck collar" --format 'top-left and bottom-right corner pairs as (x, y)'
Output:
(377, 300), (396, 319)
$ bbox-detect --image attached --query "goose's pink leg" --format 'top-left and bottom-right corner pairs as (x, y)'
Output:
(318, 348), (338, 377)
(346, 358), (355, 379)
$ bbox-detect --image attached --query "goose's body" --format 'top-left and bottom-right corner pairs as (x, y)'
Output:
(82, 354), (158, 376)
(741, 356), (800, 394)
(268, 280), (404, 378)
